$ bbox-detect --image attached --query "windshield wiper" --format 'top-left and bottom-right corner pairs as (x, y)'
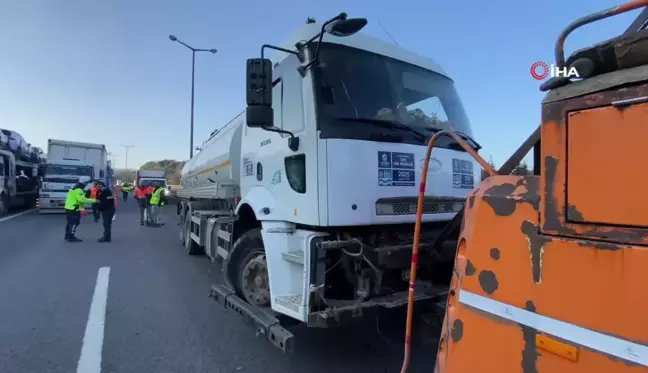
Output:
(421, 127), (482, 151)
(337, 117), (426, 141)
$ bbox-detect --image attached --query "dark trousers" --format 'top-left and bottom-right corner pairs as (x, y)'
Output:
(137, 199), (148, 222)
(92, 204), (100, 222)
(101, 209), (115, 240)
(122, 191), (128, 201)
(64, 210), (81, 238)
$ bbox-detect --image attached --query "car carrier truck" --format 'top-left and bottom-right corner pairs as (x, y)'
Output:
(0, 148), (40, 215)
(176, 12), (482, 352)
(38, 139), (108, 213)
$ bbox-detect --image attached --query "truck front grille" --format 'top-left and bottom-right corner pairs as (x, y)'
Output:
(376, 197), (465, 216)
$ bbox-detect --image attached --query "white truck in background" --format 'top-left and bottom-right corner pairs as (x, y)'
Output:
(39, 139), (108, 213)
(136, 169), (167, 189)
(176, 13), (482, 352)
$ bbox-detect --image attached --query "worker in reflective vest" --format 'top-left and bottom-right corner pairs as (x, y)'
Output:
(133, 184), (148, 225)
(122, 184), (133, 202)
(64, 177), (96, 242)
(148, 183), (165, 227)
(86, 182), (100, 222)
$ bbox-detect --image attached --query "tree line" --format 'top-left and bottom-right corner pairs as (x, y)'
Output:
(481, 159), (533, 180)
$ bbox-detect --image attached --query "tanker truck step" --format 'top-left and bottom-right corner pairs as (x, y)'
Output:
(209, 284), (295, 353)
(280, 250), (304, 265)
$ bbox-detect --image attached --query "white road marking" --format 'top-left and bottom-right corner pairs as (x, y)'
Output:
(0, 208), (37, 223)
(77, 267), (110, 373)
(112, 213), (116, 221)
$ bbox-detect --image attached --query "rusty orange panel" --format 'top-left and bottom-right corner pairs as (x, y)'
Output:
(436, 175), (648, 373)
(566, 103), (648, 228)
(540, 82), (648, 246)
(438, 302), (644, 373)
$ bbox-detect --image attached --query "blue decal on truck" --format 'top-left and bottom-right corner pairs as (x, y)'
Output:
(393, 169), (415, 186)
(378, 168), (392, 186)
(452, 158), (474, 189)
(377, 151), (415, 186)
(392, 152), (415, 169)
(378, 151), (391, 168)
(271, 170), (282, 185)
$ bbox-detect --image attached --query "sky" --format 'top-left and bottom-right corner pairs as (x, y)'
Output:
(0, 0), (642, 169)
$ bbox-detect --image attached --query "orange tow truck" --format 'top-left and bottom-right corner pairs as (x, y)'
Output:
(401, 1), (648, 372)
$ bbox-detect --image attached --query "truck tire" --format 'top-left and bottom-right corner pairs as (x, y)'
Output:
(229, 228), (270, 308)
(179, 208), (187, 244)
(0, 194), (8, 215)
(183, 210), (203, 255)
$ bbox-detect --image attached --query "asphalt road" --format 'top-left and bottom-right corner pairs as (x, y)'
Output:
(0, 199), (438, 373)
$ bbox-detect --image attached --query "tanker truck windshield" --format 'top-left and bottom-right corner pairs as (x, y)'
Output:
(312, 42), (474, 149)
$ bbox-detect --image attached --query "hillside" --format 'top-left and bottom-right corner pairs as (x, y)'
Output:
(139, 160), (186, 184)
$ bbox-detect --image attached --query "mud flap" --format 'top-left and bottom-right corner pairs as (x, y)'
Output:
(209, 284), (295, 353)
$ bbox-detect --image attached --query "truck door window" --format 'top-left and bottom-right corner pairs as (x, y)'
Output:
(279, 55), (305, 135)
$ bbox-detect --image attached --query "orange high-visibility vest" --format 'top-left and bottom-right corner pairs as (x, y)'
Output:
(89, 186), (98, 199)
(134, 187), (146, 198)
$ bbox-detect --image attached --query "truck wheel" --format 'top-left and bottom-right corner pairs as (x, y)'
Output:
(231, 228), (270, 308)
(0, 194), (8, 215)
(183, 210), (203, 255)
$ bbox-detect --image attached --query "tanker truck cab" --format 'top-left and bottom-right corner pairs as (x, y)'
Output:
(243, 18), (480, 228)
(181, 13), (481, 351)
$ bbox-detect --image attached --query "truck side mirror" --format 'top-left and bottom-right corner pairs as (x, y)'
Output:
(246, 58), (274, 128)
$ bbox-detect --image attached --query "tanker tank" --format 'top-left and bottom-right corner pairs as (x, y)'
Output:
(177, 113), (243, 201)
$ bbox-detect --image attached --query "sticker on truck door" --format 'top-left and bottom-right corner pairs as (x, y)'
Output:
(377, 151), (415, 187)
(242, 157), (254, 177)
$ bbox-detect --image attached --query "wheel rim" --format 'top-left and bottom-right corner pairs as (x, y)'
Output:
(240, 253), (270, 307)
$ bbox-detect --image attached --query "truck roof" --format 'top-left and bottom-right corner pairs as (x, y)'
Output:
(48, 139), (106, 150)
(138, 169), (166, 174)
(271, 21), (450, 79)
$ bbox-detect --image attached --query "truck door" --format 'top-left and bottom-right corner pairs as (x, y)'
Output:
(248, 54), (319, 225)
(0, 154), (6, 189)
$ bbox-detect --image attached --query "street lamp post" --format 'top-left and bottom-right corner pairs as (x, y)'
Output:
(120, 144), (134, 181)
(168, 34), (217, 159)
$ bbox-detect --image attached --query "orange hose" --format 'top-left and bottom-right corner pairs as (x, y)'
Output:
(400, 131), (495, 373)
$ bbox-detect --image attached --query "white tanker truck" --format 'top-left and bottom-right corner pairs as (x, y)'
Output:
(176, 13), (482, 352)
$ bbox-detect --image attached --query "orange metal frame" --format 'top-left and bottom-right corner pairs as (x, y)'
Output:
(400, 1), (648, 372)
